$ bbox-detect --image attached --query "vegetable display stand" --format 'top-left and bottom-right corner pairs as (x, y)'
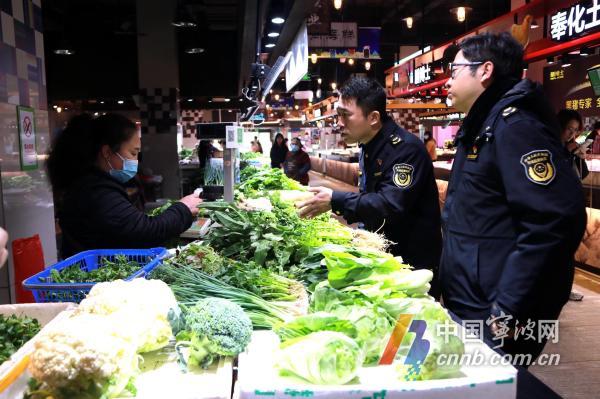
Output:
(233, 330), (517, 399)
(0, 303), (75, 398)
(22, 247), (167, 303)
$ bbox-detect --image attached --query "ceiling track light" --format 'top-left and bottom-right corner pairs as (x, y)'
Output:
(334, 0), (343, 10)
(405, 17), (413, 29)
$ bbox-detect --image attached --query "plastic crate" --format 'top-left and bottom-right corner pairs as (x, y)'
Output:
(22, 247), (167, 303)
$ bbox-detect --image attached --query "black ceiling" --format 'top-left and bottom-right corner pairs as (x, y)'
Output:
(42, 0), (511, 103)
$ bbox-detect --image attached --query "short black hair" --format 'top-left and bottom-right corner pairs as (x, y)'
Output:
(47, 113), (136, 193)
(557, 109), (583, 131)
(459, 32), (524, 80)
(338, 76), (389, 121)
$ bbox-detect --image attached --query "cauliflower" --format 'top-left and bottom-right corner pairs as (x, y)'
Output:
(74, 279), (181, 353)
(28, 314), (139, 399)
(178, 298), (252, 368)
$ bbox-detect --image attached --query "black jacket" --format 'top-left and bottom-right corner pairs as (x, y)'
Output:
(440, 80), (587, 354)
(270, 144), (288, 168)
(331, 119), (442, 274)
(59, 169), (194, 257)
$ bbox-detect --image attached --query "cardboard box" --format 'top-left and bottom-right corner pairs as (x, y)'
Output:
(234, 330), (517, 399)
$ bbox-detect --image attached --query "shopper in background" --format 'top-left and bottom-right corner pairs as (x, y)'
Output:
(250, 140), (263, 154)
(297, 77), (442, 298)
(557, 109), (589, 302)
(47, 114), (202, 258)
(424, 131), (438, 161)
(270, 133), (288, 168)
(558, 109), (590, 181)
(284, 137), (311, 185)
(441, 32), (586, 363)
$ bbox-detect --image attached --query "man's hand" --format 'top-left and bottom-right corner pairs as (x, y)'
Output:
(297, 186), (333, 218)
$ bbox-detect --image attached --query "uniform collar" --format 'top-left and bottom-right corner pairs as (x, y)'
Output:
(362, 118), (396, 156)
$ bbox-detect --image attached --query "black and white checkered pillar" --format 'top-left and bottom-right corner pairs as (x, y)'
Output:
(136, 0), (181, 198)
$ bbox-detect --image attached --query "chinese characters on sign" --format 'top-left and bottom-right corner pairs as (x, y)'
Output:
(550, 0), (600, 41)
(549, 70), (565, 80)
(565, 96), (599, 110)
(409, 64), (432, 85)
(17, 106), (38, 171)
(308, 22), (358, 48)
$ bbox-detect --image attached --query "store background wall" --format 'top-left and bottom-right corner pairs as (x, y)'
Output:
(0, 0), (57, 303)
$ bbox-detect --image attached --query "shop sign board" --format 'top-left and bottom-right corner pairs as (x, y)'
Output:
(309, 22), (357, 48)
(550, 0), (600, 41)
(17, 106), (37, 171)
(409, 63), (432, 85)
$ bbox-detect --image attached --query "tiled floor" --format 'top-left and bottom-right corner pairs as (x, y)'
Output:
(530, 272), (600, 399)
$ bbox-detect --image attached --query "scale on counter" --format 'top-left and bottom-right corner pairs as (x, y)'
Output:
(180, 122), (244, 239)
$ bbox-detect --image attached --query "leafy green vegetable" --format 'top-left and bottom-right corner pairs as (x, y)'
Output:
(179, 148), (194, 159)
(237, 167), (303, 198)
(275, 312), (357, 342)
(150, 263), (296, 329)
(276, 331), (363, 385)
(41, 255), (141, 283)
(177, 298), (252, 368)
(0, 314), (41, 364)
(240, 152), (262, 161)
(147, 200), (176, 217)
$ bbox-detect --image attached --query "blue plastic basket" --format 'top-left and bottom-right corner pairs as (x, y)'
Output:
(22, 247), (167, 303)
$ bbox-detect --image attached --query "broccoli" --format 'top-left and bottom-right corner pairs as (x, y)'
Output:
(178, 298), (253, 368)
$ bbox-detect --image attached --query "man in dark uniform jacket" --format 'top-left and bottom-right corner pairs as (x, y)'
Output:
(297, 77), (442, 297)
(441, 32), (587, 363)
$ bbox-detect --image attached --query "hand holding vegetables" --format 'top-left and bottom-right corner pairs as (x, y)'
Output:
(179, 193), (203, 216)
(297, 186), (333, 219)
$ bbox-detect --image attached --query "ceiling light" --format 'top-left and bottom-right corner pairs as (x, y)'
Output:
(331, 82), (337, 90)
(546, 56), (555, 65)
(365, 61), (371, 71)
(94, 112), (99, 116)
(224, 98), (230, 102)
(317, 78), (322, 85)
(118, 100), (124, 104)
(348, 58), (354, 65)
(287, 111), (291, 115)
(268, 32), (279, 37)
(311, 53), (318, 64)
(294, 105), (299, 110)
(405, 17), (413, 29)
(185, 47), (205, 54)
(275, 94), (280, 101)
(56, 107), (62, 113)
(531, 19), (540, 29)
(54, 48), (75, 55)
(52, 105), (57, 109)
(581, 46), (591, 56)
(270, 89), (273, 94)
(100, 101), (105, 104)
(334, 0), (343, 10)
(187, 98), (193, 102)
(272, 17), (285, 24)
(172, 6), (197, 28)
(340, 57), (346, 63)
(228, 110), (232, 113)
(265, 43), (276, 48)
(450, 6), (471, 22)
(239, 98), (243, 102)
(562, 54), (572, 67)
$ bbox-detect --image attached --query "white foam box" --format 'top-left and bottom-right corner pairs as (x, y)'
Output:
(0, 302), (76, 397)
(0, 303), (233, 399)
(234, 330), (517, 399)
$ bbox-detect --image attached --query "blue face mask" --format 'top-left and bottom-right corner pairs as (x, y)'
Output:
(290, 144), (299, 152)
(108, 152), (138, 183)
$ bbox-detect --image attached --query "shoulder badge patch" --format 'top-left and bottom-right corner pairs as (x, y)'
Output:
(393, 163), (414, 188)
(520, 150), (555, 185)
(502, 106), (517, 117)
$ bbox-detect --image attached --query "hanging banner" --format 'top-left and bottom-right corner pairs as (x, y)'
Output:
(309, 22), (358, 48)
(17, 105), (37, 171)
